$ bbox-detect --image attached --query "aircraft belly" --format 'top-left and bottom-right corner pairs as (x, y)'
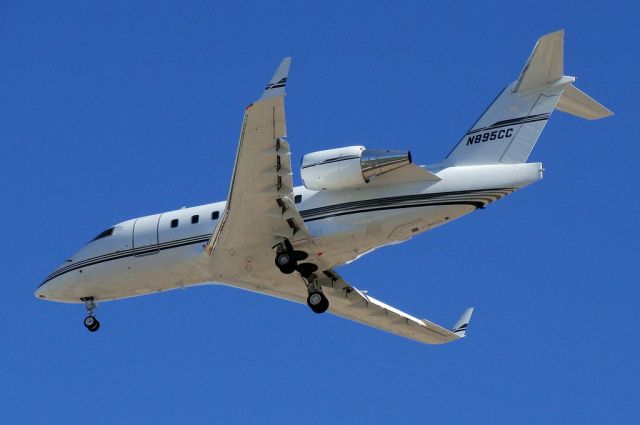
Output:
(218, 276), (308, 306)
(306, 203), (475, 266)
(71, 202), (478, 302)
(386, 204), (474, 242)
(209, 205), (478, 299)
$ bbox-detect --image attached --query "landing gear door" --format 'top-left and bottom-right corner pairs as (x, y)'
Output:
(133, 214), (161, 255)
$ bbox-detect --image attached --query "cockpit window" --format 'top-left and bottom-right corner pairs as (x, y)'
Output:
(90, 227), (115, 242)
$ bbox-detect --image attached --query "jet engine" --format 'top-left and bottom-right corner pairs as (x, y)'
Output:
(301, 146), (412, 191)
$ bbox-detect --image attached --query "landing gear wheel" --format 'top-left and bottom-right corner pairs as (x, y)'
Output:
(307, 291), (329, 314)
(275, 251), (297, 274)
(293, 251), (308, 261)
(275, 251), (293, 267)
(279, 263), (297, 274)
(81, 297), (100, 332)
(84, 316), (100, 332)
(296, 262), (319, 278)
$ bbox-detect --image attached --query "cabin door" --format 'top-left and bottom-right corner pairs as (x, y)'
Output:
(133, 214), (161, 256)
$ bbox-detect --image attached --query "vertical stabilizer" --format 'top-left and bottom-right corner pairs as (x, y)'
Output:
(514, 30), (564, 93)
(443, 30), (612, 166)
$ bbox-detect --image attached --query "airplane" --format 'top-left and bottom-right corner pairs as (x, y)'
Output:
(35, 30), (612, 344)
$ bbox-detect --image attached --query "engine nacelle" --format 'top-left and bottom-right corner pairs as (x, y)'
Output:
(301, 146), (412, 191)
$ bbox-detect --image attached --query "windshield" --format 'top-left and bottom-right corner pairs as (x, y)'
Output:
(90, 227), (115, 242)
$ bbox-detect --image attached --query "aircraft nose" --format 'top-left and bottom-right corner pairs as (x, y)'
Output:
(35, 280), (53, 300)
(35, 264), (78, 302)
(33, 279), (55, 300)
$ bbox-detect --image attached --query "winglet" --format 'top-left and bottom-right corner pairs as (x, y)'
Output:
(260, 57), (291, 100)
(451, 307), (474, 337)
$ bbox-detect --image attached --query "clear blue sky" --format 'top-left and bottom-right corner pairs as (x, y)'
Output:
(2, 1), (638, 423)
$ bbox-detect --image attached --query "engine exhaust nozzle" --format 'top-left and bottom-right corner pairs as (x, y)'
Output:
(360, 149), (412, 181)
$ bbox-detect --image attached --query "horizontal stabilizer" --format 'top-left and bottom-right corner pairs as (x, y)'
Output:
(556, 84), (613, 120)
(515, 30), (564, 93)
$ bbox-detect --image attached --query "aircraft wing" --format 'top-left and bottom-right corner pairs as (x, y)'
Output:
(205, 58), (315, 260)
(319, 270), (473, 344)
(225, 268), (473, 345)
(205, 58), (472, 344)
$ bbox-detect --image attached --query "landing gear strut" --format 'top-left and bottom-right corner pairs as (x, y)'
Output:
(82, 297), (100, 332)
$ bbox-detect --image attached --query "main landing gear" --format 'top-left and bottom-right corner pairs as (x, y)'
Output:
(82, 297), (100, 332)
(274, 240), (307, 275)
(275, 250), (296, 274)
(306, 288), (329, 314)
(304, 272), (329, 314)
(275, 240), (329, 314)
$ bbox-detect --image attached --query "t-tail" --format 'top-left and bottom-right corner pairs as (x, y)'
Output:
(443, 30), (613, 166)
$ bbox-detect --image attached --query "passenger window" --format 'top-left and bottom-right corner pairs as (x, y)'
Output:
(211, 211), (219, 220)
(191, 215), (199, 224)
(294, 194), (302, 204)
(170, 219), (179, 228)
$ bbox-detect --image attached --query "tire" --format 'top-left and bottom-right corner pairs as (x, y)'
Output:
(275, 251), (293, 266)
(275, 251), (297, 274)
(307, 291), (329, 314)
(296, 262), (318, 278)
(293, 251), (308, 261)
(84, 316), (96, 328)
(84, 316), (100, 332)
(279, 262), (297, 274)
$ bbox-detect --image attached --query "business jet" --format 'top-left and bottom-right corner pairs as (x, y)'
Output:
(35, 30), (612, 344)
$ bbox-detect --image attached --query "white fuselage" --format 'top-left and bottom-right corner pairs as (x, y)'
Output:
(35, 163), (543, 303)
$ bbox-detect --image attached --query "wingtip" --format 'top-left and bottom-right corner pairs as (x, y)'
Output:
(274, 57), (292, 79)
(259, 57), (292, 101)
(452, 307), (474, 337)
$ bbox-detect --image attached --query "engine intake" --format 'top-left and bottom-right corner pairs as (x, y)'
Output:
(301, 146), (411, 191)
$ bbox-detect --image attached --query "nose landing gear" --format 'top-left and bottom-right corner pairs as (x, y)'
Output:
(81, 297), (100, 332)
